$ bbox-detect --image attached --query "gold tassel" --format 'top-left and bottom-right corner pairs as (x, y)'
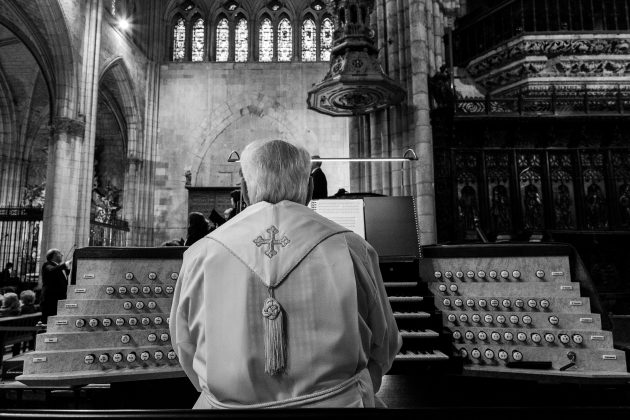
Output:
(262, 291), (286, 376)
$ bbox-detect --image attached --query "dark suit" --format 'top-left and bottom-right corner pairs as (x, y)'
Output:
(40, 261), (69, 320)
(311, 167), (328, 199)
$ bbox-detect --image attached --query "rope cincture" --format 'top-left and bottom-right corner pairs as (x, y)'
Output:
(262, 287), (287, 376)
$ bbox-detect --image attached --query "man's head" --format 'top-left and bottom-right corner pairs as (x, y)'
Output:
(5, 262), (12, 269)
(20, 289), (35, 305)
(46, 249), (62, 264)
(311, 155), (322, 171)
(240, 140), (313, 205)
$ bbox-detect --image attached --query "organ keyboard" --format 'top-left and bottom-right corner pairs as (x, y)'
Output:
(421, 243), (630, 380)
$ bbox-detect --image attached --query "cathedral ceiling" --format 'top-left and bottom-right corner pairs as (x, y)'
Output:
(0, 23), (49, 148)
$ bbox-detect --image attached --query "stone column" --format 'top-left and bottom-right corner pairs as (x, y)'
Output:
(74, 0), (103, 249)
(408, 0), (437, 245)
(41, 117), (86, 257)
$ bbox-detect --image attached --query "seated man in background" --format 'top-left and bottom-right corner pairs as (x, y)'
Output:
(19, 290), (39, 314)
(170, 139), (401, 408)
(0, 292), (21, 317)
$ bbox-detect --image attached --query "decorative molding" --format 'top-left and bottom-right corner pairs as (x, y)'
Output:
(476, 58), (630, 91)
(467, 35), (630, 78)
(50, 116), (86, 137)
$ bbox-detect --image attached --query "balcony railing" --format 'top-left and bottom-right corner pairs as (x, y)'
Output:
(453, 0), (630, 66)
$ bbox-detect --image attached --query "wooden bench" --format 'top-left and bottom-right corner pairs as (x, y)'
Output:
(0, 312), (44, 376)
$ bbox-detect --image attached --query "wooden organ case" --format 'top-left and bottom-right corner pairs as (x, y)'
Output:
(422, 243), (630, 380)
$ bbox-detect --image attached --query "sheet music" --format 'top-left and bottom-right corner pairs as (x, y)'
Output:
(309, 199), (365, 238)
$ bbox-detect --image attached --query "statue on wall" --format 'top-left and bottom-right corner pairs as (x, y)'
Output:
(523, 183), (543, 231)
(489, 184), (511, 234)
(618, 183), (630, 227)
(185, 170), (192, 186)
(91, 175), (122, 224)
(458, 184), (478, 232)
(22, 183), (46, 208)
(429, 64), (455, 109)
(585, 182), (608, 229)
(553, 183), (574, 229)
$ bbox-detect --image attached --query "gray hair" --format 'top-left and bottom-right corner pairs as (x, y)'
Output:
(240, 140), (311, 205)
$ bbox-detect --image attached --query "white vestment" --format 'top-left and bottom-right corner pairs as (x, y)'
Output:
(170, 200), (402, 408)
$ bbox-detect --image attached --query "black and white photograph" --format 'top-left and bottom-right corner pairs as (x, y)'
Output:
(0, 0), (629, 418)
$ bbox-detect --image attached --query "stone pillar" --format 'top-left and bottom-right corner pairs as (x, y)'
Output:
(41, 117), (86, 257)
(408, 0), (437, 245)
(41, 0), (102, 257)
(75, 0), (103, 249)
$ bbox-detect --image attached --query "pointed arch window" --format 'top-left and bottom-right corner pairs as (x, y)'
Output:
(277, 18), (292, 62)
(216, 18), (229, 62)
(192, 18), (205, 62)
(173, 18), (186, 61)
(259, 18), (273, 62)
(235, 18), (248, 62)
(301, 18), (316, 62)
(320, 18), (333, 61)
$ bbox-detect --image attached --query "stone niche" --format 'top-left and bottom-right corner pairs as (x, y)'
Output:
(154, 62), (350, 244)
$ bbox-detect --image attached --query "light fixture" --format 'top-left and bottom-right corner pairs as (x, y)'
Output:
(227, 148), (417, 162)
(118, 18), (130, 31)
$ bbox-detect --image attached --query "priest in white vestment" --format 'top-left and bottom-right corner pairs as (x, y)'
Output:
(170, 139), (402, 408)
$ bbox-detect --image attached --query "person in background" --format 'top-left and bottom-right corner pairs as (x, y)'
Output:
(185, 212), (211, 246)
(40, 249), (71, 321)
(0, 292), (21, 317)
(171, 140), (401, 408)
(1, 262), (15, 287)
(19, 289), (39, 314)
(226, 189), (243, 220)
(310, 155), (328, 200)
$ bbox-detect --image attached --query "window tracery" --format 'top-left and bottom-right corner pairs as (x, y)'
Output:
(192, 18), (205, 62)
(302, 18), (317, 61)
(167, 2), (336, 63)
(320, 17), (333, 61)
(172, 18), (186, 61)
(235, 18), (249, 62)
(277, 18), (293, 61)
(259, 18), (274, 62)
(216, 18), (230, 62)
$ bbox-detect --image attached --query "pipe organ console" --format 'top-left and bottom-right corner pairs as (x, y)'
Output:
(18, 198), (627, 388)
(422, 243), (629, 380)
(19, 197), (460, 386)
(18, 247), (186, 386)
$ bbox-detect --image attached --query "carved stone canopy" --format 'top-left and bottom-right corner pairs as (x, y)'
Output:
(307, 0), (405, 116)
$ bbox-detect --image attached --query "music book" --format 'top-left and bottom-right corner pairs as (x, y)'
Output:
(309, 199), (365, 238)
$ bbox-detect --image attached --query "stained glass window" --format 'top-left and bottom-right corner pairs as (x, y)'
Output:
(235, 18), (248, 62)
(111, 0), (117, 16)
(173, 18), (186, 61)
(192, 18), (205, 62)
(277, 18), (292, 62)
(301, 19), (316, 61)
(320, 18), (333, 61)
(216, 18), (229, 62)
(259, 18), (273, 62)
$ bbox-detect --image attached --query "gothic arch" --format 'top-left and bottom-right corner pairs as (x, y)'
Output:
(0, 1), (76, 120)
(99, 57), (141, 158)
(190, 94), (317, 186)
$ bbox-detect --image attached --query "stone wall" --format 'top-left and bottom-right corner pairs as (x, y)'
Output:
(154, 61), (350, 244)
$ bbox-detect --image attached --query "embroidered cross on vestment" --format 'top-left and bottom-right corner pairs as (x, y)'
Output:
(253, 225), (290, 259)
